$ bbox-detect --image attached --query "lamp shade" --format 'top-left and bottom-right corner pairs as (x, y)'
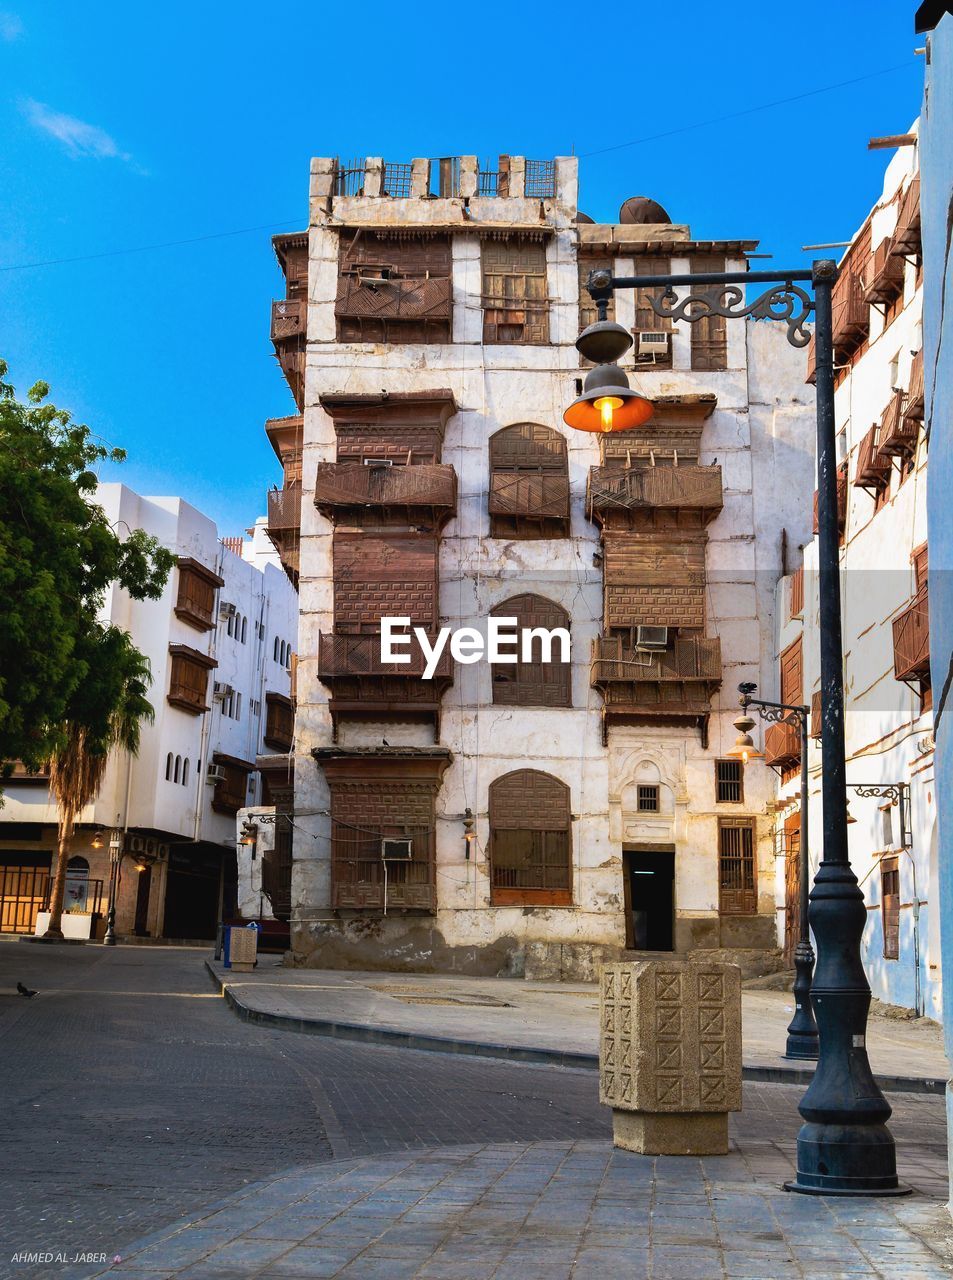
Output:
(563, 363), (654, 434)
(725, 731), (764, 763)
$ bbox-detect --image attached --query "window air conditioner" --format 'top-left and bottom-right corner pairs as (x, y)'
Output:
(381, 838), (413, 860)
(635, 626), (669, 652)
(363, 457), (394, 468)
(219, 602), (237, 618)
(206, 764), (226, 784)
(637, 331), (669, 356)
(213, 682), (234, 700)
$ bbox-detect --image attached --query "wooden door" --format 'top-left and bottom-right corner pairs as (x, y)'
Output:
(783, 812), (800, 966)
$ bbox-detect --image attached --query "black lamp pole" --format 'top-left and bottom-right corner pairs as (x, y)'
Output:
(102, 829), (123, 946)
(736, 683), (818, 1061)
(582, 261), (904, 1195)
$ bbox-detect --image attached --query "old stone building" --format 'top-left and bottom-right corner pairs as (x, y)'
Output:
(264, 153), (815, 979)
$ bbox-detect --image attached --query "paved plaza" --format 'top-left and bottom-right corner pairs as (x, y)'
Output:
(1, 942), (951, 1279)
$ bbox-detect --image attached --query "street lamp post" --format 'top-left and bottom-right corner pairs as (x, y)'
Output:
(102, 829), (123, 946)
(570, 261), (904, 1195)
(730, 682), (818, 1061)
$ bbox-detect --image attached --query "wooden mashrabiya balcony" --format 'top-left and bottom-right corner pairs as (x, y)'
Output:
(892, 589), (930, 683)
(314, 462), (457, 526)
(587, 465), (723, 523)
(334, 274), (452, 323)
(591, 634), (721, 743)
(764, 719), (802, 769)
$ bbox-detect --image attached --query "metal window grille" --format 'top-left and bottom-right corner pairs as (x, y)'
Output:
(718, 820), (756, 915)
(524, 159), (556, 199)
(333, 158), (366, 198)
(715, 760), (743, 804)
(637, 785), (660, 812)
(382, 162), (413, 198)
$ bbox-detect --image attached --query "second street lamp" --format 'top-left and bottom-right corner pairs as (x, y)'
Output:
(568, 259), (903, 1195)
(729, 682), (819, 1061)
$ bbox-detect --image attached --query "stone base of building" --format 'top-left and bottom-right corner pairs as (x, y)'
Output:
(289, 914), (782, 982)
(612, 1108), (730, 1156)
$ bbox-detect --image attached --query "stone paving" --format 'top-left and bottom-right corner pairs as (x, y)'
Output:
(209, 959), (951, 1085)
(2, 943), (951, 1280)
(75, 1141), (953, 1280)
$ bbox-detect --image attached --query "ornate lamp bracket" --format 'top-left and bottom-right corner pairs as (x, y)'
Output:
(847, 782), (912, 849)
(647, 282), (815, 349)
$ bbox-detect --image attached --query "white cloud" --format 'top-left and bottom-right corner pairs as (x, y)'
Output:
(0, 11), (22, 40)
(24, 99), (135, 165)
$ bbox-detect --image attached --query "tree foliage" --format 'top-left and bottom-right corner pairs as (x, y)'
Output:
(0, 359), (175, 770)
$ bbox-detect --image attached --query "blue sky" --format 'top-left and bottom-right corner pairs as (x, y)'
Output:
(0, 1), (925, 534)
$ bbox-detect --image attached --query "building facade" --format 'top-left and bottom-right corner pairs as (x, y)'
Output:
(270, 153), (816, 979)
(773, 131), (937, 1015)
(0, 484), (297, 943)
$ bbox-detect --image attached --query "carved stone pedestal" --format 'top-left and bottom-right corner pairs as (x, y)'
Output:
(600, 960), (742, 1156)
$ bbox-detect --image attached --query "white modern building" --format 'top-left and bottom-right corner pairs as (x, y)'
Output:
(0, 484), (298, 943)
(773, 131), (936, 1016)
(264, 152), (817, 979)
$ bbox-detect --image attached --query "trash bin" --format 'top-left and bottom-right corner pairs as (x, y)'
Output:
(229, 924), (258, 972)
(222, 925), (232, 968)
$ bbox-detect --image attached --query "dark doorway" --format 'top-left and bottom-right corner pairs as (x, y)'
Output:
(623, 849), (674, 951)
(163, 845), (223, 940)
(134, 865), (152, 936)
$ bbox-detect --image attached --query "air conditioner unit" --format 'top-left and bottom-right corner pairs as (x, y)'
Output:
(219, 602), (237, 618)
(206, 764), (226, 784)
(635, 626), (669, 652)
(638, 331), (669, 356)
(381, 837), (413, 860)
(363, 457), (394, 468)
(213, 682), (234, 700)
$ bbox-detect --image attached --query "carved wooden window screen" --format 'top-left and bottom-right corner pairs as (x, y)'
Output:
(168, 651), (212, 714)
(690, 255), (728, 371)
(715, 759), (743, 804)
(262, 815), (292, 921)
(212, 759), (251, 815)
(490, 594), (571, 708)
(330, 782), (436, 911)
(489, 770), (571, 905)
(175, 563), (217, 630)
(633, 256), (673, 368)
(881, 856), (900, 959)
(912, 542), (929, 594)
(332, 533), (438, 634)
(482, 240), (549, 344)
(718, 818), (756, 915)
(780, 636), (803, 706)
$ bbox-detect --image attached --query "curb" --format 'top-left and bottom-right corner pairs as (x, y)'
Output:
(206, 962), (946, 1096)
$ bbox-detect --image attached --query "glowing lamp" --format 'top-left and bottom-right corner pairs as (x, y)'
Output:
(563, 364), (654, 434)
(726, 714), (764, 764)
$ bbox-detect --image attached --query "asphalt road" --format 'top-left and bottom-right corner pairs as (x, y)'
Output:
(0, 942), (947, 1279)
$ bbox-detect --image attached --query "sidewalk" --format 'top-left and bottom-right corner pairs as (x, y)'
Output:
(81, 1140), (953, 1280)
(207, 960), (950, 1092)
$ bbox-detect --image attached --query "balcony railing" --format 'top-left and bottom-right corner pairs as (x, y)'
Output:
(587, 465), (723, 522)
(271, 298), (305, 342)
(831, 268), (869, 353)
(878, 388), (917, 458)
(267, 485), (301, 532)
(861, 238), (905, 304)
(892, 177), (921, 259)
(854, 423), (892, 490)
(318, 632), (453, 682)
(314, 463), (457, 518)
(591, 635), (722, 723)
(488, 472), (570, 520)
(892, 590), (930, 682)
(764, 719), (802, 769)
(335, 274), (452, 323)
(904, 350), (925, 425)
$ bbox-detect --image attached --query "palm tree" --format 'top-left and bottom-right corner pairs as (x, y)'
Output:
(44, 627), (153, 939)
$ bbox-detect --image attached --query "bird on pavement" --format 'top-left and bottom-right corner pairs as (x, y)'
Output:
(16, 982), (38, 998)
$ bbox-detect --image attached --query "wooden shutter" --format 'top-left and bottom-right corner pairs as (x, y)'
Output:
(174, 558), (223, 631)
(718, 818), (756, 915)
(490, 595), (571, 708)
(783, 811), (801, 965)
(780, 636), (803, 705)
(912, 543), (929, 594)
(715, 759), (743, 804)
(881, 856), (900, 959)
(332, 532), (438, 633)
(167, 645), (216, 714)
(633, 255), (673, 369)
(690, 255), (728, 371)
(489, 770), (571, 905)
(482, 240), (549, 345)
(603, 534), (706, 629)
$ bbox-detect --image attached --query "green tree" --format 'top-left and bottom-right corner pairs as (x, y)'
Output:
(46, 630), (155, 937)
(0, 359), (174, 770)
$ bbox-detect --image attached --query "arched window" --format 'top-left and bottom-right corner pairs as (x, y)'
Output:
(165, 752), (173, 781)
(488, 423), (570, 539)
(489, 770), (571, 906)
(489, 595), (571, 707)
(227, 613), (234, 637)
(274, 636), (280, 662)
(235, 692), (242, 720)
(174, 755), (181, 783)
(240, 616), (247, 644)
(65, 855), (90, 913)
(181, 758), (190, 786)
